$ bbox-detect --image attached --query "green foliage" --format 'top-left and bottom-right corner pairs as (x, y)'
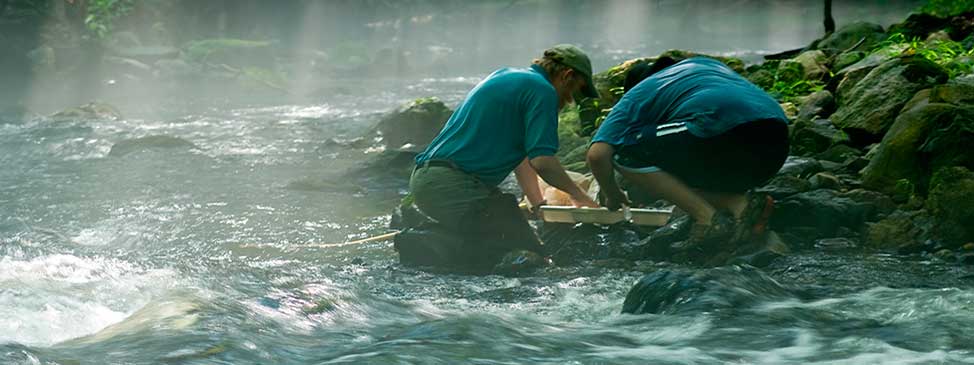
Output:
(873, 32), (974, 79)
(85, 0), (134, 39)
(918, 0), (974, 17)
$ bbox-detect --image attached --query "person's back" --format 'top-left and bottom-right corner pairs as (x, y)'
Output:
(416, 66), (558, 187)
(594, 57), (787, 147)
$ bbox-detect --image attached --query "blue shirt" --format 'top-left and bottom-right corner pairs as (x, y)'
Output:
(592, 57), (787, 147)
(416, 64), (560, 186)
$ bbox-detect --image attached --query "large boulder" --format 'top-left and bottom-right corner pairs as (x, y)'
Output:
(860, 95), (951, 193)
(817, 22), (887, 53)
(831, 56), (948, 145)
(926, 167), (974, 247)
(888, 13), (949, 40)
(369, 98), (452, 151)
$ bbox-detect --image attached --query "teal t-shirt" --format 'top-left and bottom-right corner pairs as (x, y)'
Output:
(592, 57), (787, 147)
(416, 64), (560, 186)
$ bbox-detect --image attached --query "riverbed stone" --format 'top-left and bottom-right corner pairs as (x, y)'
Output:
(831, 56), (948, 145)
(756, 175), (812, 200)
(184, 39), (274, 68)
(815, 144), (861, 163)
(833, 51), (866, 72)
(793, 50), (830, 81)
(621, 265), (795, 315)
(809, 172), (843, 190)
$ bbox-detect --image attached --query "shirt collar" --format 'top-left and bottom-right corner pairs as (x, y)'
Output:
(530, 64), (552, 83)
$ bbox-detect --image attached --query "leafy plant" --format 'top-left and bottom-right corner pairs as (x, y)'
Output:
(85, 0), (134, 39)
(918, 0), (974, 17)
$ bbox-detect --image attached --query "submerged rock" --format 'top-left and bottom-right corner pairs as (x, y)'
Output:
(108, 135), (198, 157)
(50, 102), (123, 122)
(621, 265), (796, 315)
(368, 97), (452, 152)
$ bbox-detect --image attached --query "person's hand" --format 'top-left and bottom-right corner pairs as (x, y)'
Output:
(570, 193), (599, 208)
(602, 188), (631, 211)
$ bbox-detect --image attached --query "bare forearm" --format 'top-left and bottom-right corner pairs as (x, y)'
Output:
(587, 142), (620, 193)
(514, 158), (544, 205)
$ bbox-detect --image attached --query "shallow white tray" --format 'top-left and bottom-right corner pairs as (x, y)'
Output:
(539, 206), (671, 226)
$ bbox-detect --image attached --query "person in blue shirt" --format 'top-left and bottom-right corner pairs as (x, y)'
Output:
(403, 44), (600, 271)
(586, 56), (789, 246)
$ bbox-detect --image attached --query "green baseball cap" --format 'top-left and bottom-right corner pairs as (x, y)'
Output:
(543, 44), (599, 99)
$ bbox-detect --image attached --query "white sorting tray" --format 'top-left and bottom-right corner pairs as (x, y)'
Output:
(539, 206), (672, 226)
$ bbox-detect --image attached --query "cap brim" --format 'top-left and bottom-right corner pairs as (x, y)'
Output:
(582, 75), (599, 98)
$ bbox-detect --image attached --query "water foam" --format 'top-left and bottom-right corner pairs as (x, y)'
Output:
(0, 254), (177, 346)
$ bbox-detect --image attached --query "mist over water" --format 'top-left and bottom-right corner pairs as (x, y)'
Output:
(5, 1), (974, 364)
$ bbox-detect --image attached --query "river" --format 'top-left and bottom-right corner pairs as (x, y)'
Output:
(2, 75), (973, 364)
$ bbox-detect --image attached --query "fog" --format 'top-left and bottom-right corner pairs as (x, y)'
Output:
(0, 0), (924, 113)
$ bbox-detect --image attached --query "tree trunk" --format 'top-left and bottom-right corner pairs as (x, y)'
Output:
(823, 0), (835, 34)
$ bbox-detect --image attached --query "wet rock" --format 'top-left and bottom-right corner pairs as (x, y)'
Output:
(790, 118), (849, 156)
(493, 250), (547, 275)
(776, 61), (805, 85)
(861, 96), (974, 195)
(865, 209), (936, 252)
(772, 189), (888, 243)
(831, 56), (949, 145)
(776, 156), (825, 178)
(50, 102), (122, 122)
(757, 175), (812, 200)
(621, 265), (796, 315)
(815, 144), (861, 164)
(116, 46), (180, 64)
(726, 231), (791, 268)
(540, 222), (648, 264)
(154, 59), (197, 79)
(369, 98), (452, 151)
(817, 22), (887, 53)
(108, 135), (198, 157)
(797, 90), (836, 122)
(926, 167), (974, 247)
(809, 172), (843, 190)
(960, 253), (974, 265)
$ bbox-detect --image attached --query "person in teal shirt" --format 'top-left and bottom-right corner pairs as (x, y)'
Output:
(587, 56), (789, 247)
(404, 44), (600, 272)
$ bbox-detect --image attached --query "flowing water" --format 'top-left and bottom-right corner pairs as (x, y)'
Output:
(2, 76), (974, 365)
